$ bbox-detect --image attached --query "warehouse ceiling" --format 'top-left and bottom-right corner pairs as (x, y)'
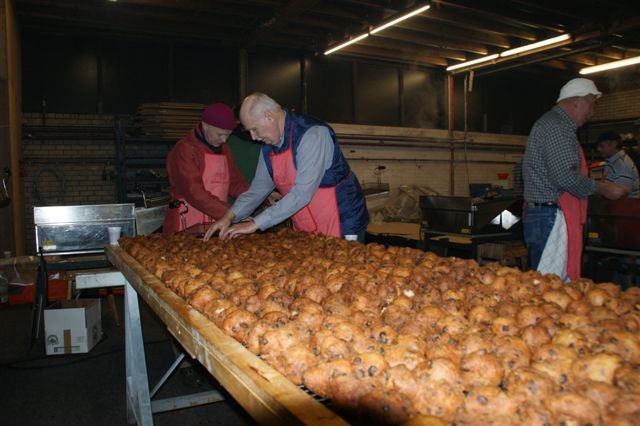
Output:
(13, 0), (640, 75)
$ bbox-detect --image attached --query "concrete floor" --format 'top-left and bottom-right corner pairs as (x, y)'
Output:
(0, 294), (255, 426)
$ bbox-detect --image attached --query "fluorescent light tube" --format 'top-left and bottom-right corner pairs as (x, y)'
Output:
(500, 34), (571, 57)
(370, 5), (431, 34)
(446, 54), (499, 71)
(580, 55), (640, 75)
(324, 33), (369, 55)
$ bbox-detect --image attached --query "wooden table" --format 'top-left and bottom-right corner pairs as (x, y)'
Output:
(105, 245), (346, 426)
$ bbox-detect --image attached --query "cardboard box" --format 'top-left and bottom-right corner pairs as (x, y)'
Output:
(44, 299), (102, 355)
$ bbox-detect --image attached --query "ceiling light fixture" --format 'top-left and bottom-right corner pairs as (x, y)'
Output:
(499, 34), (571, 57)
(324, 2), (431, 55)
(324, 33), (369, 55)
(370, 4), (431, 35)
(579, 55), (640, 74)
(446, 54), (499, 71)
(447, 33), (572, 73)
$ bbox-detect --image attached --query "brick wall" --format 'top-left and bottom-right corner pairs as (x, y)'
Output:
(591, 88), (640, 122)
(22, 113), (119, 254)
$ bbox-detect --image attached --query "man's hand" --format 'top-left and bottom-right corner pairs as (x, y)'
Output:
(203, 211), (235, 241)
(596, 182), (630, 200)
(220, 220), (258, 240)
(266, 190), (282, 206)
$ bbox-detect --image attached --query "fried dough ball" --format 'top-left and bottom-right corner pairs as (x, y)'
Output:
(246, 319), (278, 354)
(260, 320), (311, 361)
(609, 391), (640, 417)
(544, 392), (600, 425)
(412, 379), (464, 421)
(382, 339), (426, 371)
(519, 325), (551, 350)
(614, 364), (640, 393)
(437, 314), (470, 336)
(459, 333), (494, 356)
(327, 375), (378, 414)
(424, 357), (462, 386)
(357, 388), (413, 425)
(574, 379), (620, 412)
(468, 305), (495, 326)
(566, 298), (592, 316)
(385, 364), (417, 396)
(516, 403), (554, 426)
(599, 330), (640, 363)
(273, 344), (317, 384)
(542, 290), (572, 311)
(221, 308), (256, 343)
(463, 386), (520, 417)
(461, 352), (504, 388)
(202, 298), (236, 325)
(516, 305), (546, 328)
(188, 286), (221, 311)
(496, 301), (519, 318)
(504, 367), (556, 401)
(552, 329), (589, 356)
(368, 324), (398, 346)
(291, 301), (325, 331)
(302, 358), (353, 397)
(492, 316), (519, 336)
(571, 353), (621, 384)
(494, 336), (531, 372)
(531, 344), (577, 386)
(353, 352), (388, 379)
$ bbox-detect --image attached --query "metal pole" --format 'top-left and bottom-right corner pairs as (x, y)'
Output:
(447, 74), (455, 196)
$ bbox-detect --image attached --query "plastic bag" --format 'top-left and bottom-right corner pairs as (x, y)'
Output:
(370, 185), (439, 223)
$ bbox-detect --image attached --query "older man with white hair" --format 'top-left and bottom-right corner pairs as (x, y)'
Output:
(204, 92), (368, 242)
(522, 78), (628, 281)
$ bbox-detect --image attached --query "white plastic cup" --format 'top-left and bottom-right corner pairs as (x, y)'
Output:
(108, 226), (122, 245)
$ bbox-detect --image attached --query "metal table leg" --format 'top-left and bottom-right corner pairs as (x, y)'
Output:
(125, 279), (154, 426)
(124, 278), (225, 425)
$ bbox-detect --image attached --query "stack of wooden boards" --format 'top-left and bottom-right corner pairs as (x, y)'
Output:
(133, 102), (205, 138)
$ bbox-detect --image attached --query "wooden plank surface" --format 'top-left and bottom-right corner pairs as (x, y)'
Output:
(367, 222), (421, 240)
(331, 123), (527, 147)
(105, 245), (347, 426)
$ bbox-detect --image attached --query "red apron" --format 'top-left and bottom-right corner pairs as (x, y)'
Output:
(270, 138), (341, 237)
(163, 152), (230, 236)
(557, 148), (588, 281)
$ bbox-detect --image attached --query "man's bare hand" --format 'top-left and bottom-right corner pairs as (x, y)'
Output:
(267, 190), (282, 206)
(203, 211), (234, 241)
(596, 182), (630, 200)
(220, 220), (258, 240)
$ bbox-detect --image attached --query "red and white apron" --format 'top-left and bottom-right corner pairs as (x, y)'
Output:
(270, 141), (341, 237)
(163, 152), (230, 236)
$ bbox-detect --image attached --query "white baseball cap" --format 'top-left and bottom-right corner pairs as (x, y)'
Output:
(556, 78), (602, 102)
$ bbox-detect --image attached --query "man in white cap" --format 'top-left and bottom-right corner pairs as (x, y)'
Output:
(522, 78), (628, 281)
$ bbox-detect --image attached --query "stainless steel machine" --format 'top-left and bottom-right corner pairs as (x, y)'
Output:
(34, 204), (136, 255)
(420, 195), (522, 260)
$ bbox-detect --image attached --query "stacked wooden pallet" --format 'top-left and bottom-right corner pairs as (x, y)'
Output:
(133, 102), (205, 138)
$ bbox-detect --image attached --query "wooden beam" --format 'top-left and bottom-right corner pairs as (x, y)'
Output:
(361, 34), (467, 61)
(423, 8), (538, 40)
(363, 27), (488, 55)
(242, 0), (322, 47)
(339, 44), (449, 67)
(396, 16), (511, 49)
(432, 0), (567, 33)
